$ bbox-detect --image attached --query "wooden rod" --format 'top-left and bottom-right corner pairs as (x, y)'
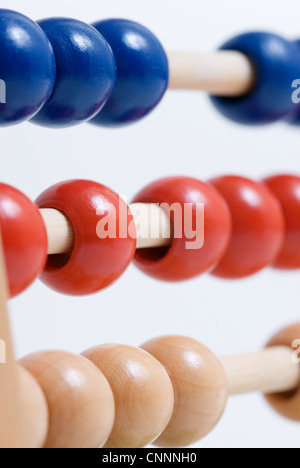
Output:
(40, 204), (172, 255)
(0, 228), (21, 447)
(221, 346), (300, 396)
(168, 50), (255, 96)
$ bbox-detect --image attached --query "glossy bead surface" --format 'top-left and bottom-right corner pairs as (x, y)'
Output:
(82, 344), (174, 448)
(141, 336), (228, 448)
(0, 9), (55, 126)
(264, 175), (300, 269)
(210, 32), (300, 125)
(31, 18), (116, 128)
(210, 176), (285, 279)
(21, 351), (115, 448)
(265, 323), (300, 421)
(0, 183), (47, 297)
(36, 180), (136, 296)
(90, 19), (169, 127)
(132, 177), (231, 282)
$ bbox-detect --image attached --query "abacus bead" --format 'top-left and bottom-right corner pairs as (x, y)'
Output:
(36, 180), (136, 296)
(210, 176), (285, 279)
(20, 351), (115, 448)
(132, 177), (231, 282)
(90, 19), (169, 127)
(16, 365), (49, 448)
(210, 33), (300, 125)
(0, 9), (55, 126)
(141, 336), (228, 448)
(82, 344), (174, 448)
(265, 323), (300, 421)
(264, 175), (300, 269)
(0, 183), (47, 297)
(31, 18), (116, 128)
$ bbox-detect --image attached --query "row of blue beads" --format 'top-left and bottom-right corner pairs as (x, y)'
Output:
(1, 8), (300, 128)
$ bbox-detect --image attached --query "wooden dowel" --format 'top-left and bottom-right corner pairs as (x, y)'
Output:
(40, 204), (172, 255)
(221, 346), (300, 396)
(168, 50), (255, 96)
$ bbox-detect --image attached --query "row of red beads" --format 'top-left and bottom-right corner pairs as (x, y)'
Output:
(1, 174), (299, 297)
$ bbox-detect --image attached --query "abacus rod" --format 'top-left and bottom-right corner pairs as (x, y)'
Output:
(0, 228), (22, 447)
(168, 50), (255, 96)
(221, 346), (299, 396)
(40, 204), (173, 255)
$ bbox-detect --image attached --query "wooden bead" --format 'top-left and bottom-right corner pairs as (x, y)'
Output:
(210, 175), (285, 279)
(210, 32), (300, 125)
(36, 180), (136, 296)
(20, 351), (115, 448)
(0, 183), (48, 297)
(0, 365), (49, 448)
(141, 336), (228, 448)
(82, 344), (174, 448)
(0, 9), (55, 126)
(264, 174), (300, 269)
(132, 176), (231, 282)
(265, 323), (300, 421)
(31, 17), (116, 128)
(16, 365), (49, 448)
(90, 19), (169, 127)
(284, 40), (300, 126)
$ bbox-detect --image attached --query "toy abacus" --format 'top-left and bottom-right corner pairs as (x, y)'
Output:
(0, 7), (300, 449)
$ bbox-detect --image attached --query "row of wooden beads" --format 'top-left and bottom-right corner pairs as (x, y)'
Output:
(9, 322), (300, 449)
(2, 9), (300, 128)
(2, 174), (300, 298)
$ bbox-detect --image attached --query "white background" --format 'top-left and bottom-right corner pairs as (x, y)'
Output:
(2, 0), (300, 449)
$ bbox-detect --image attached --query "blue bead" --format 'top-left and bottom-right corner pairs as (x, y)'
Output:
(0, 9), (55, 127)
(285, 40), (300, 126)
(210, 32), (300, 125)
(90, 19), (169, 128)
(31, 18), (116, 128)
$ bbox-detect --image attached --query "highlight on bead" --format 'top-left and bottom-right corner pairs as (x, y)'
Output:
(0, 8), (300, 128)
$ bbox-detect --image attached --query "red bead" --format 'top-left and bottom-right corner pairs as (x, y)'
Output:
(264, 175), (300, 269)
(132, 177), (231, 282)
(210, 176), (285, 279)
(36, 180), (136, 296)
(0, 183), (47, 297)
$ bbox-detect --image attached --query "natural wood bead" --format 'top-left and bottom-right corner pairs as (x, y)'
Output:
(0, 365), (49, 448)
(20, 350), (115, 448)
(265, 323), (300, 421)
(141, 336), (228, 448)
(82, 344), (174, 448)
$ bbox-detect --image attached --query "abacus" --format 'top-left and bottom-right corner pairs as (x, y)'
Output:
(0, 7), (300, 449)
